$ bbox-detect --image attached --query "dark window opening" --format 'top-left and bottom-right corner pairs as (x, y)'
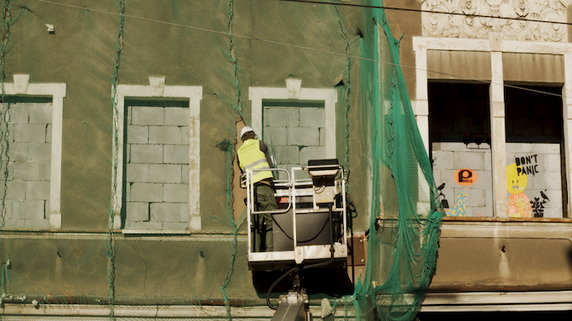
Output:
(429, 82), (491, 146)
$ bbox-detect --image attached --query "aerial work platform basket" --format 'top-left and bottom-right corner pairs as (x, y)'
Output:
(244, 159), (349, 271)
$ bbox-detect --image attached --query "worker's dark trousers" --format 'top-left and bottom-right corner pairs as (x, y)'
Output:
(255, 183), (277, 252)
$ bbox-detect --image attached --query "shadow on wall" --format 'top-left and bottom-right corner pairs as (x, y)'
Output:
(251, 267), (354, 299)
(568, 243), (572, 271)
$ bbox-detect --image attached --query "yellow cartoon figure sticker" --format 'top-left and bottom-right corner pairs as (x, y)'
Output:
(506, 163), (532, 218)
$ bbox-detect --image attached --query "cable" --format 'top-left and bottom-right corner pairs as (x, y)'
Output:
(32, 0), (570, 100)
(266, 266), (299, 310)
(280, 0), (572, 26)
(107, 1), (125, 319)
(389, 60), (565, 99)
(32, 0), (375, 63)
(0, 0), (12, 229)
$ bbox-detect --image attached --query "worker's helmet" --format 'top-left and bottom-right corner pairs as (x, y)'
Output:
(241, 126), (255, 139)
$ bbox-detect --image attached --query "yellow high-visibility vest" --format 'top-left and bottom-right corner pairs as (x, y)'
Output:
(237, 139), (273, 184)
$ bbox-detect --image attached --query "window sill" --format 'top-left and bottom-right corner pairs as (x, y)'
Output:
(121, 229), (190, 235)
(442, 216), (572, 223)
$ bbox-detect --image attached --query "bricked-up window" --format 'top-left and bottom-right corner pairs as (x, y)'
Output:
(429, 82), (494, 217)
(1, 97), (53, 228)
(263, 100), (326, 174)
(122, 99), (190, 231)
(249, 86), (337, 178)
(505, 85), (565, 218)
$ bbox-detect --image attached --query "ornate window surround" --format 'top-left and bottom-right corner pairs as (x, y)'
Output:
(412, 35), (572, 217)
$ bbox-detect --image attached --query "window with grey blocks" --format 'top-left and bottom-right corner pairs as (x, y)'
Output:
(263, 104), (326, 175)
(0, 102), (52, 228)
(125, 106), (190, 230)
(429, 82), (494, 217)
(506, 144), (563, 218)
(432, 143), (494, 217)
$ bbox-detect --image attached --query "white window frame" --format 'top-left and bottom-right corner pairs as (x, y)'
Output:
(2, 74), (66, 229)
(413, 35), (572, 217)
(249, 82), (338, 159)
(112, 76), (202, 232)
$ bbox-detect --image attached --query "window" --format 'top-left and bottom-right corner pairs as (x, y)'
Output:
(429, 82), (493, 217)
(112, 77), (202, 232)
(0, 74), (65, 229)
(263, 100), (327, 171)
(413, 36), (572, 218)
(505, 85), (564, 218)
(249, 81), (337, 174)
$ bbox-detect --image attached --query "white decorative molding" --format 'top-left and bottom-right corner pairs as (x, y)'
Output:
(148, 76), (165, 96)
(422, 291), (572, 312)
(422, 0), (568, 42)
(285, 76), (302, 99)
(112, 80), (203, 232)
(12, 74), (30, 94)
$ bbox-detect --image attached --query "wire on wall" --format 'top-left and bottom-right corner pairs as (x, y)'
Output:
(31, 0), (569, 102)
(108, 0), (126, 319)
(219, 140), (238, 321)
(280, 0), (572, 26)
(227, 0), (243, 116)
(0, 0), (12, 229)
(334, 3), (353, 173)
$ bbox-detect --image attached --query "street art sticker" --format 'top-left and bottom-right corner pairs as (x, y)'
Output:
(446, 191), (467, 216)
(454, 168), (477, 186)
(506, 163), (532, 218)
(514, 154), (539, 176)
(530, 190), (550, 218)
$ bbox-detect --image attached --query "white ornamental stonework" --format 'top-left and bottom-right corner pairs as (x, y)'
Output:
(421, 0), (568, 42)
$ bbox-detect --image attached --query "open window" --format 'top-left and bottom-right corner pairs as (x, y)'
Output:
(504, 84), (565, 218)
(429, 82), (494, 217)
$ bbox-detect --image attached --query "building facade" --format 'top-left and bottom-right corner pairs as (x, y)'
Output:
(0, 0), (570, 320)
(385, 0), (572, 316)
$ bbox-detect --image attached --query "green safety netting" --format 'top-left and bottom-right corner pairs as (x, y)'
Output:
(0, 0), (441, 320)
(351, 2), (442, 321)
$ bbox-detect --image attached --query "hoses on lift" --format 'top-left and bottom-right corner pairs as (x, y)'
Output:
(266, 266), (300, 310)
(266, 205), (337, 310)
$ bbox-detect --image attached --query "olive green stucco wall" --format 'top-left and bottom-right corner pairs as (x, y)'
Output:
(4, 0), (570, 311)
(0, 0), (372, 302)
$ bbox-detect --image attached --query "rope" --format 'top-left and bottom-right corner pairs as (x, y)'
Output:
(28, 0), (572, 100)
(0, 0), (12, 229)
(218, 1), (243, 316)
(108, 0), (126, 319)
(334, 3), (352, 173)
(219, 140), (238, 321)
(282, 0), (572, 27)
(226, 0), (243, 116)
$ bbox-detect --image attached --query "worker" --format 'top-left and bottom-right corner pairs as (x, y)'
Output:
(237, 126), (277, 252)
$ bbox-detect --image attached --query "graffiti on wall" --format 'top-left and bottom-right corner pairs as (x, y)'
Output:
(506, 163), (532, 217)
(530, 190), (550, 218)
(514, 154), (539, 176)
(455, 168), (477, 186)
(447, 191), (467, 216)
(507, 153), (552, 218)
